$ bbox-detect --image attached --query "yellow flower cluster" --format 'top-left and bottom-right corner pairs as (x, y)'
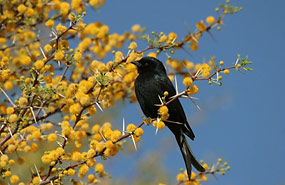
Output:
(153, 120), (166, 130)
(41, 147), (65, 164)
(195, 63), (212, 77)
(159, 106), (170, 120)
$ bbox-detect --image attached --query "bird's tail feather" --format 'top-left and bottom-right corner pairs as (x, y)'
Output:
(175, 133), (205, 179)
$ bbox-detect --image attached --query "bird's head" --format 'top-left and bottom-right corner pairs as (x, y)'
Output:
(131, 57), (166, 75)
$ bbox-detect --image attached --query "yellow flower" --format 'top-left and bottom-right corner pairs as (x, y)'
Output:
(45, 19), (54, 28)
(95, 163), (104, 174)
(105, 140), (114, 149)
(54, 50), (65, 60)
(72, 152), (82, 162)
(56, 23), (67, 33)
(196, 21), (207, 32)
(110, 130), (121, 142)
(206, 16), (215, 24)
(134, 128), (144, 137)
(74, 52), (82, 62)
(224, 69), (230, 75)
(183, 77), (193, 86)
(157, 120), (165, 130)
(10, 175), (20, 184)
(17, 4), (27, 14)
(159, 106), (169, 120)
(159, 35), (168, 43)
(187, 85), (199, 95)
(44, 44), (52, 52)
(79, 164), (89, 177)
(69, 103), (81, 114)
(47, 133), (57, 142)
(128, 42), (138, 50)
(168, 32), (177, 43)
(176, 173), (186, 182)
(132, 24), (141, 32)
(22, 55), (32, 65)
(5, 170), (11, 177)
(18, 97), (28, 107)
(89, 0), (99, 6)
(126, 123), (136, 132)
(26, 8), (34, 17)
(190, 42), (198, 51)
(199, 173), (208, 181)
(4, 80), (13, 90)
(6, 107), (14, 114)
(95, 142), (105, 152)
(9, 114), (18, 123)
(34, 60), (44, 70)
(68, 168), (76, 176)
(32, 177), (40, 184)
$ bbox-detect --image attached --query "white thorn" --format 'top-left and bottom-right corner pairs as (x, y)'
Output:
(158, 95), (163, 105)
(99, 128), (106, 141)
(174, 75), (178, 94)
(12, 36), (17, 45)
(40, 46), (47, 59)
(7, 126), (14, 141)
(30, 107), (37, 124)
(235, 57), (239, 65)
(95, 102), (103, 112)
(34, 163), (42, 182)
(122, 117), (125, 136)
(130, 134), (137, 151)
(155, 117), (160, 135)
(56, 141), (63, 147)
(188, 96), (201, 110)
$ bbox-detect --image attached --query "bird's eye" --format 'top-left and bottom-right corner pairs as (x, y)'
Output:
(143, 62), (149, 67)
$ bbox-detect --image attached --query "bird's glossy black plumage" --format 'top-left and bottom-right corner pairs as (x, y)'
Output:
(132, 57), (205, 179)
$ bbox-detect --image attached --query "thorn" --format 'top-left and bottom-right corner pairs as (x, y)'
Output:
(7, 126), (14, 141)
(155, 117), (160, 135)
(30, 107), (37, 124)
(174, 75), (178, 95)
(184, 21), (192, 34)
(34, 163), (42, 182)
(194, 68), (201, 78)
(163, 119), (183, 125)
(99, 128), (106, 141)
(95, 102), (103, 112)
(122, 117), (125, 136)
(187, 95), (201, 110)
(235, 57), (239, 65)
(130, 134), (137, 151)
(12, 36), (17, 45)
(158, 94), (163, 105)
(40, 46), (47, 59)
(56, 141), (63, 147)
(0, 87), (16, 107)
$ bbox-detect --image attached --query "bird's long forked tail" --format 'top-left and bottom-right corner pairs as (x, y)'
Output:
(175, 133), (205, 180)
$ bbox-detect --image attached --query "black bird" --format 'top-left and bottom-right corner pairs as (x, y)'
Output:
(132, 57), (205, 179)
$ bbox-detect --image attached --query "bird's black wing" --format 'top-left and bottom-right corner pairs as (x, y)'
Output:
(156, 74), (195, 140)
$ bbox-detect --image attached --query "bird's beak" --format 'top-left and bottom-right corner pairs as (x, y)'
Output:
(131, 61), (142, 68)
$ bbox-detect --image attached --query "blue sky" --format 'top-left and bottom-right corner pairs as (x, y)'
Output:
(85, 0), (285, 184)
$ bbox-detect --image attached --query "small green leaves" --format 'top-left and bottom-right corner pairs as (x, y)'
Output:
(219, 4), (242, 14)
(235, 54), (253, 71)
(95, 72), (110, 86)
